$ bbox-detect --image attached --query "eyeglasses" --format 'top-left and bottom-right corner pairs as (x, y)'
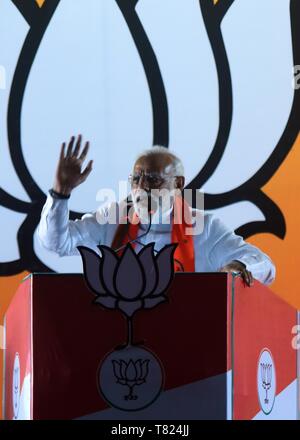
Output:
(128, 172), (178, 188)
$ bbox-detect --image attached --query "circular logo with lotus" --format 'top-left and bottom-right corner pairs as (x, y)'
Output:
(98, 345), (163, 411)
(257, 348), (276, 415)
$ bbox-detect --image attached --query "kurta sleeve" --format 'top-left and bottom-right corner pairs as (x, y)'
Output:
(207, 214), (276, 285)
(37, 193), (104, 256)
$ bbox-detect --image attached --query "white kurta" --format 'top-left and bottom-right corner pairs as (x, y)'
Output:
(37, 194), (276, 285)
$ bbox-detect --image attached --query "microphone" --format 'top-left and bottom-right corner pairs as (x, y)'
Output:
(114, 192), (154, 253)
(114, 193), (185, 272)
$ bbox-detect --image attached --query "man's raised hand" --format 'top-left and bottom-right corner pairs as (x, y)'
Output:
(53, 135), (93, 196)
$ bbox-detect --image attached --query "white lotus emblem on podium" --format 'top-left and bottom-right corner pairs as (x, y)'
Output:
(257, 348), (276, 415)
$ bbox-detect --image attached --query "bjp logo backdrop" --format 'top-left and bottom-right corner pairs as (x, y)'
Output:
(0, 0), (299, 416)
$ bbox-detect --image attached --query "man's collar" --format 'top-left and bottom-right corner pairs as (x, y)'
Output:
(139, 204), (174, 232)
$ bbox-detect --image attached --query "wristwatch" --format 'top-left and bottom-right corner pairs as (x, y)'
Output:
(49, 188), (71, 199)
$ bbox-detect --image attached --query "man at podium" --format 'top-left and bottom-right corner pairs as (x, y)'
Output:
(37, 135), (275, 286)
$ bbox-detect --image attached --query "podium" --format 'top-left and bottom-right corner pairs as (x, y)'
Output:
(3, 272), (299, 420)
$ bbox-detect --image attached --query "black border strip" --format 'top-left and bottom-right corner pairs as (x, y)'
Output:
(7, 0), (61, 202)
(115, 0), (169, 146)
(11, 0), (40, 26)
(186, 0), (234, 189)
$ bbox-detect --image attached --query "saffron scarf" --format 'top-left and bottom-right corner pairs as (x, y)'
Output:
(111, 196), (195, 272)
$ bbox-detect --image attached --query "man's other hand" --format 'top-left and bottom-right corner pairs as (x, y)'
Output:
(220, 261), (254, 287)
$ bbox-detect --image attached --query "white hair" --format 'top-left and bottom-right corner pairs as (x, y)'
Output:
(134, 145), (185, 176)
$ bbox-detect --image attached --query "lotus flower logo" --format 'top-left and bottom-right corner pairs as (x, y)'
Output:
(78, 242), (176, 345)
(99, 345), (163, 411)
(78, 242), (176, 411)
(260, 363), (272, 404)
(112, 358), (150, 401)
(257, 349), (276, 415)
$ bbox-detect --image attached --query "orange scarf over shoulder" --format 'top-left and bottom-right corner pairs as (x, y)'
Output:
(111, 196), (195, 272)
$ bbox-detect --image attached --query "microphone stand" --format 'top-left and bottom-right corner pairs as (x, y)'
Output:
(114, 195), (153, 254)
(115, 195), (185, 272)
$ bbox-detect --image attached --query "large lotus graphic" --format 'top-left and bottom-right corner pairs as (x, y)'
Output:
(78, 242), (175, 411)
(0, 0), (299, 276)
(78, 243), (176, 319)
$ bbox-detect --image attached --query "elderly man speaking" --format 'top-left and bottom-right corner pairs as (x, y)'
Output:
(38, 135), (275, 286)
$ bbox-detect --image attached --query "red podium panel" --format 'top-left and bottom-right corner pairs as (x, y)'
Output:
(3, 273), (299, 420)
(233, 278), (298, 419)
